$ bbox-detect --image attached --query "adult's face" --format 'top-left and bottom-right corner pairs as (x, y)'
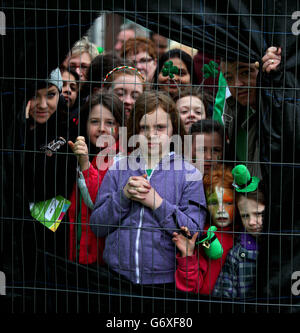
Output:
(127, 51), (157, 82)
(114, 29), (135, 53)
(68, 52), (91, 82)
(61, 71), (79, 108)
(158, 57), (191, 96)
(28, 85), (59, 124)
(221, 61), (258, 109)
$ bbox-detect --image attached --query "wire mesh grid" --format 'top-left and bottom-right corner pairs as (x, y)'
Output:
(1, 0), (300, 317)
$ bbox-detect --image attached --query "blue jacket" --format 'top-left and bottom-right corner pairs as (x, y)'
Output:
(90, 150), (207, 285)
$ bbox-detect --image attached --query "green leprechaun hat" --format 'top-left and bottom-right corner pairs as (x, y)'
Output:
(232, 164), (260, 193)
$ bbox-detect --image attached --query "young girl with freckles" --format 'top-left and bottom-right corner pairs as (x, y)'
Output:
(67, 92), (123, 265)
(172, 164), (237, 295)
(90, 90), (207, 285)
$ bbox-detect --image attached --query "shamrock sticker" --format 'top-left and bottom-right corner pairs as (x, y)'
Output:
(162, 61), (179, 79)
(202, 60), (219, 80)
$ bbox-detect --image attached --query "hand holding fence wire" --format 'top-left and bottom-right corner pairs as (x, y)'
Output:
(172, 226), (198, 257)
(68, 136), (90, 171)
(262, 46), (282, 73)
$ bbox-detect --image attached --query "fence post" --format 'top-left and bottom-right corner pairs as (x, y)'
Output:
(0, 271), (6, 295)
(0, 11), (6, 35)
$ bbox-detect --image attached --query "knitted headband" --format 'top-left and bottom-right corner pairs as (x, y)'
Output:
(102, 66), (144, 86)
(48, 67), (63, 92)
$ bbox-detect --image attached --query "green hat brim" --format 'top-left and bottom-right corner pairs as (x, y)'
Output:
(233, 176), (260, 193)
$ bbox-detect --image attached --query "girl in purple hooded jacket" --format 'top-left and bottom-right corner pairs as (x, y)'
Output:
(90, 90), (207, 285)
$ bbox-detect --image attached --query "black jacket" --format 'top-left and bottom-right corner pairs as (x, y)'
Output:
(24, 111), (77, 203)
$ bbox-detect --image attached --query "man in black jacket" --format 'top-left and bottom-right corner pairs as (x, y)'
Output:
(220, 58), (261, 177)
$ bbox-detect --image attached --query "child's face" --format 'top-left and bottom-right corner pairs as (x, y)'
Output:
(206, 186), (234, 228)
(237, 196), (264, 236)
(192, 132), (223, 173)
(138, 106), (173, 159)
(29, 85), (59, 124)
(176, 96), (206, 133)
(158, 57), (191, 95)
(86, 104), (119, 147)
(109, 74), (144, 120)
(61, 71), (79, 108)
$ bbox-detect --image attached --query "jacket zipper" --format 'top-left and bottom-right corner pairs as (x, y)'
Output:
(134, 153), (174, 283)
(135, 208), (144, 284)
(134, 169), (154, 284)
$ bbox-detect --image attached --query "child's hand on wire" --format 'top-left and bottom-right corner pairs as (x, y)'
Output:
(172, 226), (198, 257)
(68, 136), (90, 171)
(262, 46), (281, 73)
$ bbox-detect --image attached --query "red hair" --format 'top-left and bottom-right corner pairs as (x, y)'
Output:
(203, 164), (233, 194)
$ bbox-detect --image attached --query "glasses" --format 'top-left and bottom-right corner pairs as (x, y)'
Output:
(132, 57), (154, 67)
(69, 64), (89, 73)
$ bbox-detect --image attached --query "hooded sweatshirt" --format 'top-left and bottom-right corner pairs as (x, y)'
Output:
(90, 149), (207, 285)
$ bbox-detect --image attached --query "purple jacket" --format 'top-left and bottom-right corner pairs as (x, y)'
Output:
(90, 150), (207, 285)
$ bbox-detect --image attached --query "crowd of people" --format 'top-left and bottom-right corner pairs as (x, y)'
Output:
(19, 20), (283, 308)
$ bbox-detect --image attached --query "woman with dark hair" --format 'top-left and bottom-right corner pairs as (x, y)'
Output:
(60, 69), (80, 112)
(153, 48), (198, 97)
(22, 68), (78, 263)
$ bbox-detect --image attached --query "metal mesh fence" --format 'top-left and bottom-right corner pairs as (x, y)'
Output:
(1, 0), (300, 318)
